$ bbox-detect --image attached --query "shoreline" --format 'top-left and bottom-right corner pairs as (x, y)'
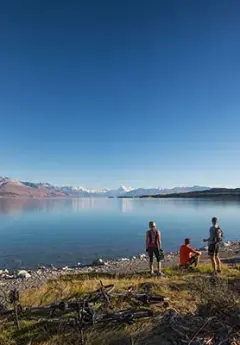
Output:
(0, 240), (239, 272)
(0, 241), (239, 299)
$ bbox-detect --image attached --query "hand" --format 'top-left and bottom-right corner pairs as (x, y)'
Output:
(198, 251), (202, 256)
(203, 239), (207, 242)
(146, 248), (148, 252)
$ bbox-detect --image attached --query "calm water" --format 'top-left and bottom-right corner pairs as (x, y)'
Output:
(0, 198), (239, 269)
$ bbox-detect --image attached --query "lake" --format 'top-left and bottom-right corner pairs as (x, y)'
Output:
(0, 198), (239, 269)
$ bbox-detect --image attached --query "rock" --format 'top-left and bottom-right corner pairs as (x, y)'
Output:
(222, 241), (232, 247)
(165, 255), (173, 261)
(87, 267), (94, 272)
(92, 258), (106, 266)
(62, 266), (73, 271)
(17, 270), (31, 279)
(118, 258), (130, 262)
(49, 264), (58, 271)
(198, 246), (208, 251)
(38, 265), (47, 270)
(3, 274), (15, 280)
(137, 254), (147, 260)
(0, 269), (9, 276)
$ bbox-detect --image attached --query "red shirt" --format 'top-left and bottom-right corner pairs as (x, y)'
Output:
(180, 245), (198, 265)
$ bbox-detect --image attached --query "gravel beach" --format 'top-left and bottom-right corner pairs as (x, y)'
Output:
(0, 241), (239, 302)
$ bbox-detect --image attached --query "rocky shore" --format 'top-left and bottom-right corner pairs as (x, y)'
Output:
(0, 241), (239, 303)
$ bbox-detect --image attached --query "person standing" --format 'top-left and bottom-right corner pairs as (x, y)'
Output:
(146, 221), (164, 276)
(203, 217), (223, 273)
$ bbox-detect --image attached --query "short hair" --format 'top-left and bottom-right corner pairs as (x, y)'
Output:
(185, 238), (190, 245)
(212, 217), (218, 224)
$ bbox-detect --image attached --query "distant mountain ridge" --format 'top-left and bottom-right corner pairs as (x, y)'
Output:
(0, 176), (210, 198)
(124, 186), (209, 197)
(140, 188), (240, 198)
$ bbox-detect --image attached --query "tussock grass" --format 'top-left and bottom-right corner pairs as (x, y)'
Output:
(1, 264), (239, 345)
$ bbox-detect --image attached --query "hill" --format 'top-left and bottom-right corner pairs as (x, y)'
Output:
(140, 188), (240, 198)
(0, 178), (67, 198)
(124, 185), (209, 197)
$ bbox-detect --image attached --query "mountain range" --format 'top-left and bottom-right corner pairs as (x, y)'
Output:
(0, 177), (210, 198)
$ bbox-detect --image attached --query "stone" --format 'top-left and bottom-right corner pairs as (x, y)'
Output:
(49, 264), (58, 271)
(222, 241), (232, 247)
(0, 269), (9, 276)
(38, 265), (46, 270)
(92, 258), (106, 266)
(198, 246), (208, 251)
(17, 270), (31, 279)
(118, 258), (130, 262)
(62, 266), (73, 271)
(87, 267), (94, 272)
(137, 254), (147, 260)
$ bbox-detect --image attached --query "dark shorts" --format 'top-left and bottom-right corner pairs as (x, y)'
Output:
(148, 247), (161, 263)
(180, 256), (197, 268)
(188, 256), (197, 265)
(208, 243), (220, 257)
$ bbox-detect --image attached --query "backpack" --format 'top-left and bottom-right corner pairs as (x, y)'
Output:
(214, 226), (223, 244)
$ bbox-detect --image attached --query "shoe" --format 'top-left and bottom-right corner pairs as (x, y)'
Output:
(150, 271), (155, 276)
(157, 271), (164, 277)
(217, 270), (222, 274)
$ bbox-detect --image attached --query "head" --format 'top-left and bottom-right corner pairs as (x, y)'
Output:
(212, 217), (218, 226)
(184, 238), (190, 245)
(149, 221), (156, 230)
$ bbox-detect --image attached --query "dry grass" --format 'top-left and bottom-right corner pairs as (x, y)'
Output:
(1, 264), (239, 345)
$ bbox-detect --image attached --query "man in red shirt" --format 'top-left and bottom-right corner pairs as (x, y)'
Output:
(180, 238), (201, 268)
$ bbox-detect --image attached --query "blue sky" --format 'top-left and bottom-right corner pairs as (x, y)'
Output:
(0, 0), (239, 189)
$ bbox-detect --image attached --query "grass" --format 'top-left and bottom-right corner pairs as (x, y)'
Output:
(1, 264), (239, 345)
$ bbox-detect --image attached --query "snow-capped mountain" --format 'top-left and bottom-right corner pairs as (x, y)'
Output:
(125, 186), (210, 197)
(104, 185), (134, 197)
(0, 176), (210, 198)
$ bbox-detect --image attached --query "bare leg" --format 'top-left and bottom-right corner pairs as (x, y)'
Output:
(210, 256), (216, 272)
(157, 261), (161, 273)
(194, 255), (200, 267)
(216, 255), (221, 272)
(149, 262), (154, 274)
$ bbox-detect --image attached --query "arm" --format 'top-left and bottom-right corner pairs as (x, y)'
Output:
(158, 231), (162, 249)
(189, 247), (201, 256)
(146, 232), (149, 250)
(203, 228), (211, 242)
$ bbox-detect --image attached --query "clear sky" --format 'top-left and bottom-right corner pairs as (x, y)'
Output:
(0, 1), (239, 189)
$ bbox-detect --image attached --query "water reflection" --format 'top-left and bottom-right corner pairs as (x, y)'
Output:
(1, 197), (240, 216)
(0, 198), (71, 215)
